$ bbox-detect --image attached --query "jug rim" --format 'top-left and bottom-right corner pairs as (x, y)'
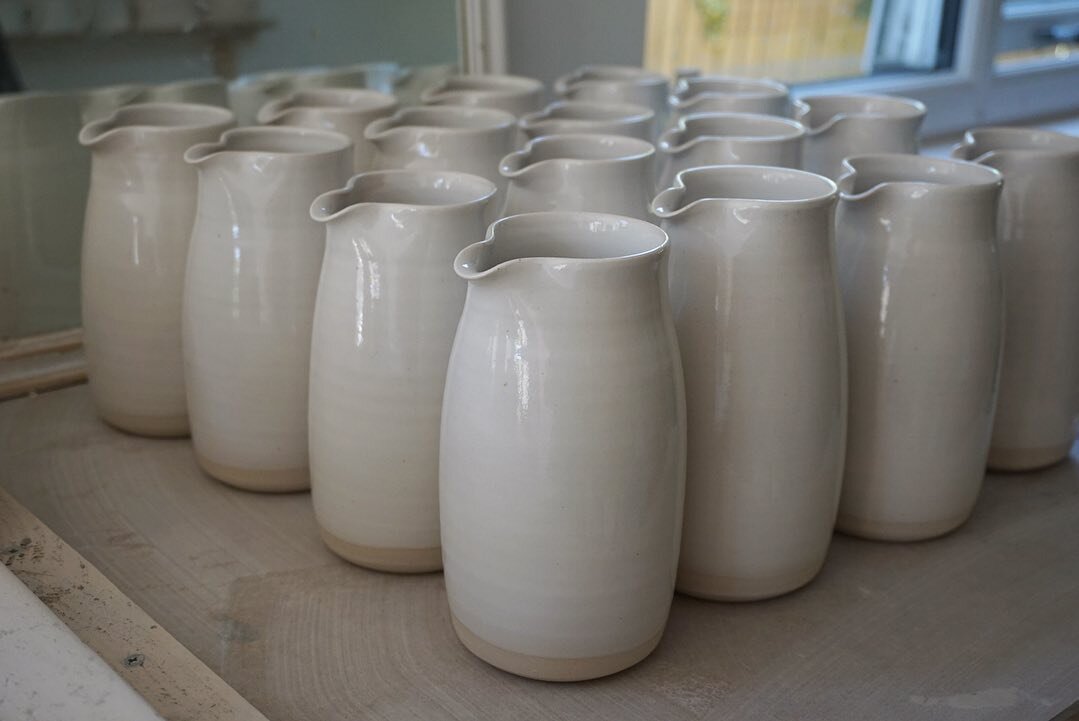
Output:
(455, 211), (668, 280)
(659, 111), (803, 152)
(670, 75), (789, 105)
(420, 73), (544, 103)
(256, 88), (398, 124)
(651, 164), (836, 217)
(365, 105), (517, 139)
(521, 100), (655, 126)
(793, 93), (926, 134)
(554, 65), (668, 96)
(184, 125), (352, 164)
(951, 126), (1079, 163)
(310, 169), (497, 222)
(79, 102), (235, 146)
(500, 133), (655, 177)
(838, 153), (1003, 199)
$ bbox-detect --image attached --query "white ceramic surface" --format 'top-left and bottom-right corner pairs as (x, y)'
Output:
(653, 165), (845, 601)
(500, 133), (655, 220)
(258, 88), (398, 171)
(182, 126), (352, 492)
(79, 83), (145, 124)
(656, 111), (803, 191)
(554, 65), (670, 133)
(0, 91), (88, 338)
(421, 74), (544, 117)
(80, 103), (235, 437)
(227, 66), (366, 126)
(394, 63), (456, 107)
(668, 75), (790, 125)
(137, 78), (229, 107)
(519, 100), (655, 141)
(308, 170), (497, 572)
(835, 154), (1004, 541)
(365, 105), (517, 196)
(441, 212), (686, 681)
(794, 94), (925, 180)
(953, 127), (1079, 471)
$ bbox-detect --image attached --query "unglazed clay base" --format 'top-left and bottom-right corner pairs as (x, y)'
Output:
(100, 410), (190, 439)
(195, 453), (309, 493)
(319, 528), (442, 573)
(676, 561), (822, 602)
(836, 508), (972, 542)
(987, 444), (1073, 473)
(451, 614), (663, 682)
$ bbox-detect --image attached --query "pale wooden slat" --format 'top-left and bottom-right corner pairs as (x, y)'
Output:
(0, 327), (83, 361)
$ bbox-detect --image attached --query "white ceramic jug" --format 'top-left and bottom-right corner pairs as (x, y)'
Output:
(308, 169), (497, 572)
(364, 105), (517, 195)
(441, 212), (686, 681)
(518, 100), (655, 142)
(656, 111), (803, 191)
(836, 154), (1004, 540)
(80, 103), (235, 437)
(554, 65), (669, 132)
(139, 78), (229, 107)
(500, 133), (655, 219)
(668, 75), (790, 126)
(0, 91), (88, 338)
(182, 127), (352, 492)
(952, 127), (1079, 471)
(794, 94), (925, 180)
(420, 74), (544, 117)
(653, 165), (845, 601)
(228, 67), (367, 126)
(257, 88), (398, 171)
(79, 84), (145, 123)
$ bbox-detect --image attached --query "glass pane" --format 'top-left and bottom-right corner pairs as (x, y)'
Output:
(644, 0), (960, 83)
(996, 0), (1079, 67)
(0, 1), (458, 339)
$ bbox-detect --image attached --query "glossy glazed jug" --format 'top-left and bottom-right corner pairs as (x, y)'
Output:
(836, 154), (1003, 540)
(365, 106), (517, 195)
(257, 88), (398, 171)
(554, 65), (669, 132)
(228, 66), (366, 125)
(308, 170), (497, 572)
(420, 74), (544, 117)
(668, 75), (790, 126)
(182, 127), (352, 492)
(953, 127), (1079, 471)
(656, 111), (803, 191)
(80, 103), (235, 437)
(500, 134), (655, 219)
(653, 165), (845, 601)
(519, 100), (655, 141)
(794, 94), (925, 180)
(441, 212), (686, 681)
(0, 91), (88, 338)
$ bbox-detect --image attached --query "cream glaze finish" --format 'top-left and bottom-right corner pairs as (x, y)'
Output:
(228, 67), (366, 126)
(80, 103), (235, 437)
(308, 170), (497, 572)
(440, 212), (686, 681)
(668, 76), (791, 126)
(365, 105), (517, 196)
(653, 165), (845, 601)
(554, 65), (670, 132)
(257, 88), (398, 171)
(139, 78), (229, 107)
(420, 74), (544, 117)
(794, 94), (925, 180)
(518, 100), (655, 141)
(656, 111), (804, 191)
(500, 133), (655, 220)
(78, 84), (145, 123)
(953, 127), (1079, 471)
(835, 154), (1004, 541)
(182, 127), (352, 492)
(0, 91), (88, 338)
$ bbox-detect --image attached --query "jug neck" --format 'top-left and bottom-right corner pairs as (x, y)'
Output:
(79, 102), (234, 155)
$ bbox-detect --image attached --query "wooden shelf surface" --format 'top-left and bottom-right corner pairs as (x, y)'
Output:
(1, 384), (1077, 721)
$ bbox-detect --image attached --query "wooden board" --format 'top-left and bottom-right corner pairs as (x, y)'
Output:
(1, 384), (1077, 721)
(0, 328), (86, 400)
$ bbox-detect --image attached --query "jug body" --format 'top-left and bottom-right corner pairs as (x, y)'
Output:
(182, 126), (352, 492)
(80, 103), (235, 437)
(440, 212), (686, 681)
(668, 75), (790, 127)
(836, 154), (1004, 540)
(653, 165), (845, 601)
(555, 65), (669, 134)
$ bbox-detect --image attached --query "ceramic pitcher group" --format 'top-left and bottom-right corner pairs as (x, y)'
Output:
(74, 64), (1079, 684)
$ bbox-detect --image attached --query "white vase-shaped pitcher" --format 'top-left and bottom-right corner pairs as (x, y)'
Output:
(653, 165), (845, 601)
(80, 103), (235, 437)
(441, 212), (686, 681)
(182, 127), (352, 492)
(836, 154), (1004, 540)
(308, 170), (497, 572)
(554, 65), (669, 133)
(518, 100), (655, 141)
(953, 127), (1079, 471)
(668, 75), (790, 127)
(420, 74), (545, 117)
